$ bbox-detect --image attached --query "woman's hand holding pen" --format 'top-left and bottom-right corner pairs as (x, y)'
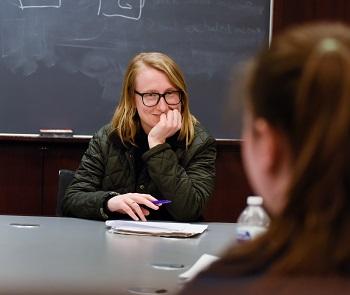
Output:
(148, 109), (182, 149)
(107, 193), (159, 221)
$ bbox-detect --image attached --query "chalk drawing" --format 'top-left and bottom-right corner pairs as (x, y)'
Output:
(97, 0), (145, 20)
(17, 0), (62, 9)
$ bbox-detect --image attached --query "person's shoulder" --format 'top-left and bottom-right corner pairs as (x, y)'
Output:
(192, 122), (215, 146)
(95, 123), (126, 149)
(93, 124), (112, 142)
(90, 123), (124, 148)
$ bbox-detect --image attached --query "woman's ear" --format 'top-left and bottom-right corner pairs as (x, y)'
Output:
(253, 118), (284, 175)
(243, 116), (292, 215)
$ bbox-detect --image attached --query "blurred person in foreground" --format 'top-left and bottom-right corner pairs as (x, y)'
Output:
(63, 52), (216, 222)
(180, 22), (350, 294)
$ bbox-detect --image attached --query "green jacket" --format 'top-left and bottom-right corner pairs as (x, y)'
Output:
(62, 123), (216, 221)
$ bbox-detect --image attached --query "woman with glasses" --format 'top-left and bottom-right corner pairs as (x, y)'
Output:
(62, 52), (216, 221)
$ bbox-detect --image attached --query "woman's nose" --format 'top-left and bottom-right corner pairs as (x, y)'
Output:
(157, 96), (169, 112)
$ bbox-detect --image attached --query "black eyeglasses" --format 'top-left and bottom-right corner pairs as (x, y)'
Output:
(135, 90), (182, 107)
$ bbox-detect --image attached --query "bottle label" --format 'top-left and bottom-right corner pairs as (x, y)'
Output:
(236, 225), (267, 241)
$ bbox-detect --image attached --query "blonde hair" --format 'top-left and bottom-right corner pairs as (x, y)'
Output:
(110, 52), (197, 146)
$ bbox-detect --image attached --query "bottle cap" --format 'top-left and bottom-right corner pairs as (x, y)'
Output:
(247, 196), (263, 205)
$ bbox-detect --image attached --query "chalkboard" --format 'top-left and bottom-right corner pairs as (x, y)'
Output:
(0, 0), (271, 138)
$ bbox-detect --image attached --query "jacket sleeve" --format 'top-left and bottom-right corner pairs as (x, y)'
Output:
(142, 136), (216, 222)
(62, 131), (112, 220)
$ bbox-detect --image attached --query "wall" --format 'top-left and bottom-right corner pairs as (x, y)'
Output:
(0, 0), (349, 221)
(273, 0), (350, 34)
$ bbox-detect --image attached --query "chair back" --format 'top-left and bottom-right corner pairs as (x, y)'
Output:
(57, 169), (75, 216)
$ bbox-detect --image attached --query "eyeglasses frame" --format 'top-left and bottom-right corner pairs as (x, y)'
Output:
(135, 90), (182, 107)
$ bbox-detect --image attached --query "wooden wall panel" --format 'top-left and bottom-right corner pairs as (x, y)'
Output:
(41, 143), (87, 216)
(273, 0), (350, 34)
(204, 141), (253, 222)
(0, 143), (42, 215)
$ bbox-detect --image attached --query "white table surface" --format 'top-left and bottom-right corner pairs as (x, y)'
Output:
(0, 215), (237, 295)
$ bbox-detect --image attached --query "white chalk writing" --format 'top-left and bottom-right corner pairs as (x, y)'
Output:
(97, 0), (145, 20)
(17, 0), (62, 9)
(14, 0), (146, 21)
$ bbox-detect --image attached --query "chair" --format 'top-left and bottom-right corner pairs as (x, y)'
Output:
(56, 169), (75, 216)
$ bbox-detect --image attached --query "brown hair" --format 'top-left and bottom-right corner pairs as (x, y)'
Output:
(110, 52), (197, 146)
(223, 23), (350, 275)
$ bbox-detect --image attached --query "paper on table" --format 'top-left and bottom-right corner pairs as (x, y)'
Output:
(179, 254), (220, 281)
(105, 220), (208, 238)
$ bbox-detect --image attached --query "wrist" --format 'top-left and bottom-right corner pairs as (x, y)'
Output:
(100, 192), (119, 219)
(148, 136), (164, 148)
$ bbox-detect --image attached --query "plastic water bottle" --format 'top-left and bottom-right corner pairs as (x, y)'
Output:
(236, 196), (270, 241)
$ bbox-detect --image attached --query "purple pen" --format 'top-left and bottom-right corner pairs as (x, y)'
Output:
(152, 200), (172, 205)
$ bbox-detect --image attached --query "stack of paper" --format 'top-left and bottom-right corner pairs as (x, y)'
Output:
(106, 220), (208, 238)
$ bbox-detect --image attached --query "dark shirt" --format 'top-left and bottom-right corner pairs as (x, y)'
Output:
(133, 129), (149, 180)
